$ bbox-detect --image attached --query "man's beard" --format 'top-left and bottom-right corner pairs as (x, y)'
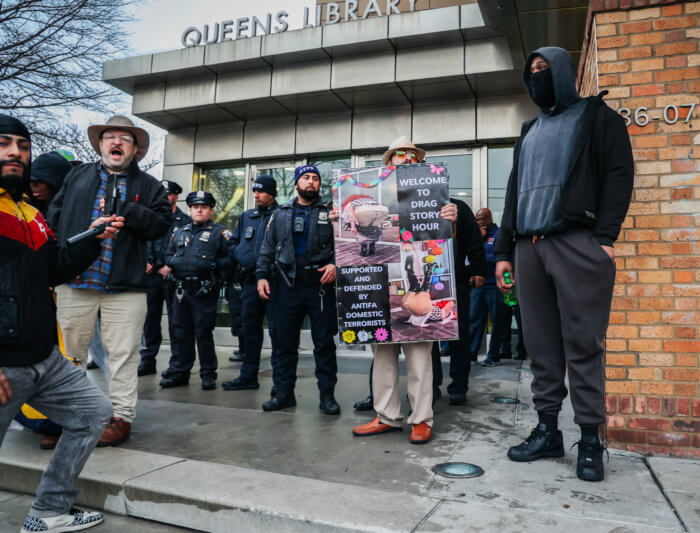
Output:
(0, 159), (29, 201)
(297, 187), (319, 202)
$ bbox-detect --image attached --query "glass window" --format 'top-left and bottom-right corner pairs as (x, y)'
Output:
(203, 166), (247, 230)
(308, 155), (351, 201)
(255, 166), (298, 205)
(487, 146), (514, 225)
(425, 154), (472, 205)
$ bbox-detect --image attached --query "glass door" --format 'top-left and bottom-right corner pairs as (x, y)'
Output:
(249, 160), (305, 207)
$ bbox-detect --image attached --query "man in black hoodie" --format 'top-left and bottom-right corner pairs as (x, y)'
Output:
(494, 48), (633, 481)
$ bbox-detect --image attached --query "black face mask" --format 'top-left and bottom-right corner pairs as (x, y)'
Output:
(531, 68), (556, 109)
(0, 159), (29, 201)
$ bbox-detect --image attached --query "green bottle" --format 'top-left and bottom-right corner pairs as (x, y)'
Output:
(503, 271), (517, 307)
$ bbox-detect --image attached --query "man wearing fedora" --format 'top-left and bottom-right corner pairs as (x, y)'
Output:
(139, 179), (191, 377)
(48, 115), (171, 446)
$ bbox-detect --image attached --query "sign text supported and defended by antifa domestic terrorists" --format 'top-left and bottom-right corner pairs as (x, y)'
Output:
(397, 164), (452, 242)
(180, 0), (422, 47)
(336, 265), (392, 343)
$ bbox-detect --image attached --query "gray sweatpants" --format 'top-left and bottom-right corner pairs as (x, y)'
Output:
(515, 229), (615, 425)
(0, 347), (113, 517)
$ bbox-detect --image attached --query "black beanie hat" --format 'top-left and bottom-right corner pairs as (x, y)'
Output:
(31, 151), (72, 191)
(0, 114), (31, 142)
(252, 174), (277, 197)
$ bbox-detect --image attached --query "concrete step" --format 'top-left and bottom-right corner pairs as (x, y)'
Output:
(0, 431), (438, 532)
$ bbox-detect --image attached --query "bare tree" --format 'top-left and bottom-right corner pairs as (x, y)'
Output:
(0, 0), (163, 170)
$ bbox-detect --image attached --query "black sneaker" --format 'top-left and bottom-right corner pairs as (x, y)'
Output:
(574, 436), (606, 482)
(229, 352), (244, 362)
(159, 372), (190, 389)
(222, 377), (260, 391)
(137, 361), (156, 376)
(201, 376), (217, 390)
(161, 367), (176, 379)
(353, 395), (374, 411)
(319, 391), (341, 415)
(262, 392), (297, 411)
(507, 423), (565, 462)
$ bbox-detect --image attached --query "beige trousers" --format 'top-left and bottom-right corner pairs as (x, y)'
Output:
(55, 285), (147, 423)
(372, 341), (433, 427)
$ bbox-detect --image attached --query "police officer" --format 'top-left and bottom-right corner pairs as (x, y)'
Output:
(256, 165), (340, 415)
(159, 191), (234, 390)
(223, 175), (279, 391)
(139, 180), (191, 376)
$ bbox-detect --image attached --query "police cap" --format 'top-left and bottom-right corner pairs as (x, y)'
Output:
(162, 180), (183, 195)
(186, 190), (216, 208)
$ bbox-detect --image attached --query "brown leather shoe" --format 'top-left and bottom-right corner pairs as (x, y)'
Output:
(352, 417), (402, 437)
(409, 422), (432, 444)
(40, 434), (60, 450)
(97, 417), (131, 447)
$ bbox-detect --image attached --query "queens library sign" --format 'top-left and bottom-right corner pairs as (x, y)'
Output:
(181, 0), (421, 47)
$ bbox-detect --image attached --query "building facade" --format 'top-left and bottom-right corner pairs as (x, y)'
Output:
(103, 0), (698, 456)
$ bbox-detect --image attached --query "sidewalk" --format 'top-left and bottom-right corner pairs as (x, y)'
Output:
(0, 346), (696, 532)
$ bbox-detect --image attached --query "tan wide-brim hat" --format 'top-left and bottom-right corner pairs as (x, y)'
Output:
(87, 115), (150, 162)
(382, 136), (426, 165)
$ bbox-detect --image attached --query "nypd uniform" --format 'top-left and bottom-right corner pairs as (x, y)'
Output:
(223, 175), (279, 390)
(139, 180), (191, 375)
(256, 165), (339, 413)
(161, 191), (234, 389)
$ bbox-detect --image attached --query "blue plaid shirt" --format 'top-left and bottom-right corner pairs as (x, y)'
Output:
(68, 163), (127, 292)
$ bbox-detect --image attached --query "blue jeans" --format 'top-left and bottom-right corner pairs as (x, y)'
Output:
(0, 347), (112, 517)
(469, 286), (509, 359)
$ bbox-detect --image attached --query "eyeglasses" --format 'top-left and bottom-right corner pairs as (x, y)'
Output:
(394, 150), (417, 160)
(102, 133), (135, 145)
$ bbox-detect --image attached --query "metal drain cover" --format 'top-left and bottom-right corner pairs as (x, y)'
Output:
(490, 396), (521, 405)
(432, 462), (484, 479)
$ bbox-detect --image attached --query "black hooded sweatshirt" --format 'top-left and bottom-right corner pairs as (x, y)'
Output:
(494, 47), (634, 262)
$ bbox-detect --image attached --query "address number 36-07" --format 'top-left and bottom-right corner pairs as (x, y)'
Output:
(619, 104), (696, 127)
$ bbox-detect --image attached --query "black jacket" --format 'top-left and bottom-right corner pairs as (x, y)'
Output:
(48, 160), (171, 291)
(232, 202), (278, 273)
(494, 94), (634, 262)
(147, 206), (191, 270)
(0, 190), (101, 367)
(451, 197), (487, 283)
(256, 198), (334, 282)
(166, 221), (235, 278)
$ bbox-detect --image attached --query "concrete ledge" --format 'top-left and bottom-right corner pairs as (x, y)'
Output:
(0, 431), (437, 532)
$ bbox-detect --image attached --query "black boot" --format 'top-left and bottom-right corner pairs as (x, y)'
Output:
(161, 367), (176, 379)
(262, 392), (297, 411)
(405, 255), (421, 292)
(319, 390), (341, 415)
(159, 372), (190, 389)
(354, 395), (374, 411)
(229, 349), (244, 362)
(507, 423), (564, 462)
(138, 360), (156, 376)
(368, 241), (376, 255)
(359, 242), (368, 257)
(222, 376), (260, 391)
(421, 263), (434, 291)
(201, 374), (217, 390)
(575, 429), (605, 482)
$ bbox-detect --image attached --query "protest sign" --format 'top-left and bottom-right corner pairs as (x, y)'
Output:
(332, 163), (458, 345)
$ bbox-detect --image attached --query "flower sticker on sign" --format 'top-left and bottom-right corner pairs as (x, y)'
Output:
(357, 330), (369, 343)
(430, 163), (445, 175)
(375, 328), (389, 342)
(342, 330), (356, 344)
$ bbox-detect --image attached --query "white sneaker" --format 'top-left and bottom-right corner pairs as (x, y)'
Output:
(21, 507), (103, 532)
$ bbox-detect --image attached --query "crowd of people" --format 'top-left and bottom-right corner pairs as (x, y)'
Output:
(0, 46), (633, 532)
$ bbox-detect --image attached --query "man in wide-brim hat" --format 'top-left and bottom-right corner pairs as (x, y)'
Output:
(381, 136), (426, 166)
(48, 115), (171, 448)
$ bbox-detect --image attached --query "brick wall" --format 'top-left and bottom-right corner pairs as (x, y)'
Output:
(579, 1), (699, 458)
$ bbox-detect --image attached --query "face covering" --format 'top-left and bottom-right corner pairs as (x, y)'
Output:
(531, 68), (555, 109)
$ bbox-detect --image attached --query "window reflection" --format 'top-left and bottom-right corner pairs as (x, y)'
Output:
(203, 167), (246, 230)
(487, 146), (514, 225)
